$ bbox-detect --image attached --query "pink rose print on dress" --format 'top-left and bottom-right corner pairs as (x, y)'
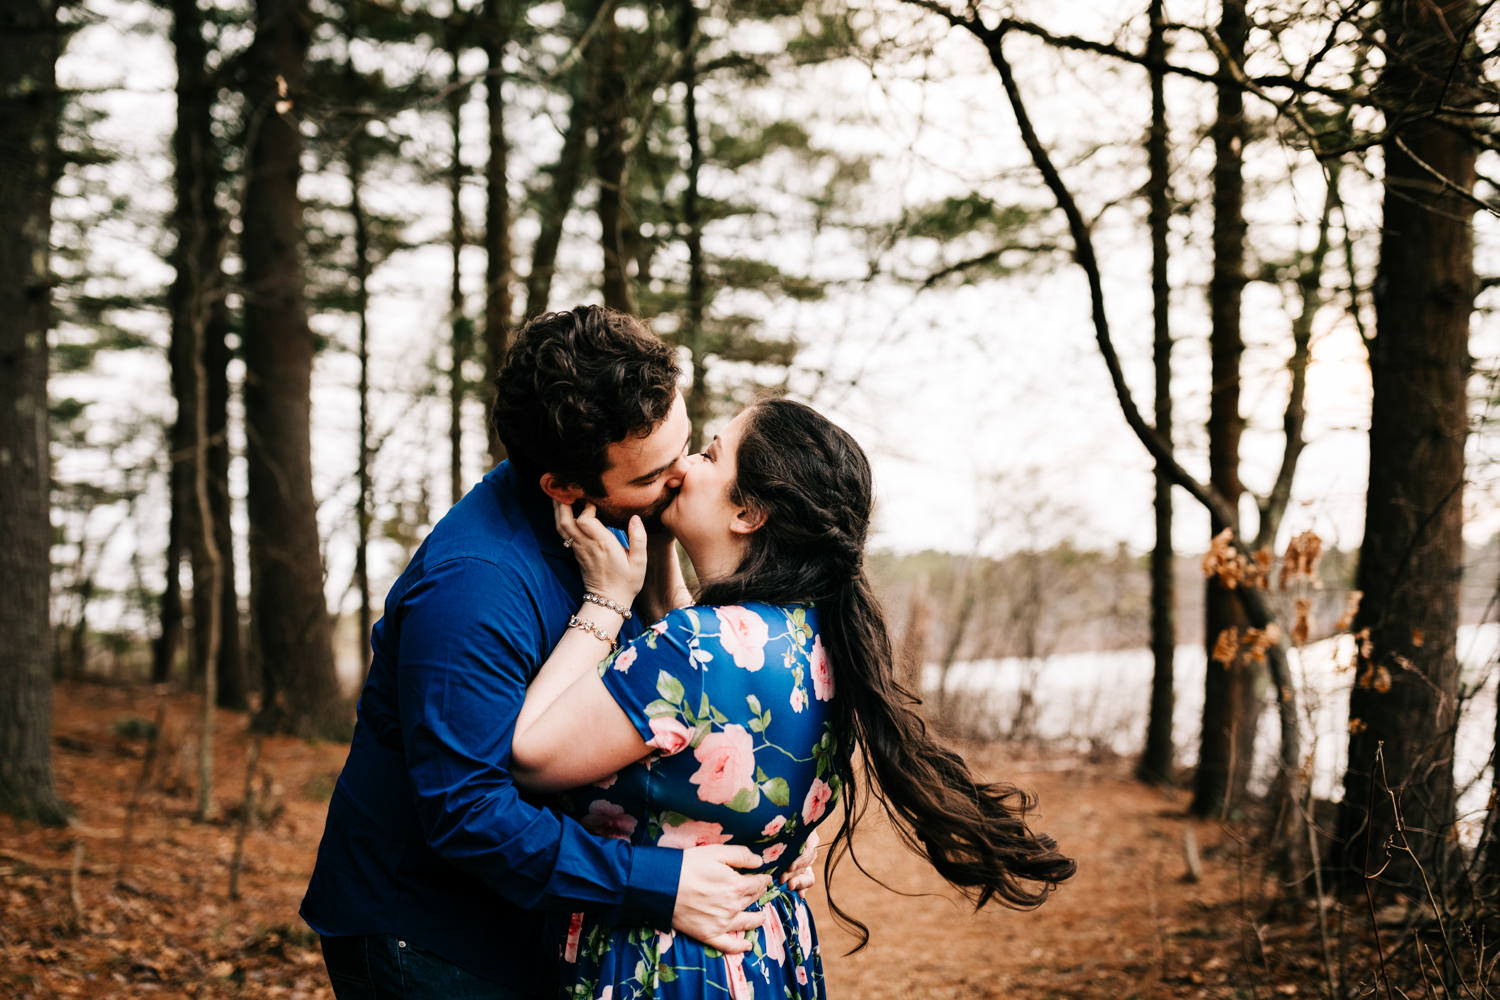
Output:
(564, 911), (584, 962)
(657, 817), (734, 849)
(646, 716), (693, 756)
(650, 619), (669, 635)
(689, 724), (756, 805)
(582, 800), (637, 840)
(761, 814), (787, 837)
(610, 645), (638, 673)
(761, 909), (787, 964)
(801, 777), (833, 824)
(716, 606), (770, 670)
(723, 951), (754, 1000)
(795, 897), (813, 955)
(789, 685), (806, 713)
(761, 843), (786, 863)
(809, 635), (834, 701)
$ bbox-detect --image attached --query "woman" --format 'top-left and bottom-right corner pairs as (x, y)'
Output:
(511, 398), (1075, 1000)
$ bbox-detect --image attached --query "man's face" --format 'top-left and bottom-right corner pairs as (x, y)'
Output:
(583, 393), (693, 528)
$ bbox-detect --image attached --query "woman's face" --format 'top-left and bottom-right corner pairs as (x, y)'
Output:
(662, 407), (755, 551)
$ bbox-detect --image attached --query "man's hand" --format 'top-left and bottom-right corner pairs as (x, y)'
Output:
(778, 830), (820, 894)
(672, 845), (771, 954)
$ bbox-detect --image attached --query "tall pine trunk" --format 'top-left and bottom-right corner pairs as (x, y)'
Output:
(679, 0), (708, 452)
(345, 75), (374, 671)
(0, 0), (67, 825)
(447, 29), (469, 508)
(483, 0), (513, 464)
(1139, 0), (1175, 787)
(241, 0), (345, 738)
(522, 95), (586, 321)
(1192, 0), (1252, 818)
(170, 0), (247, 709)
(594, 2), (634, 313)
(1333, 0), (1475, 897)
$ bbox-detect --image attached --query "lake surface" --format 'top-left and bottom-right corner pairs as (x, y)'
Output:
(926, 623), (1498, 839)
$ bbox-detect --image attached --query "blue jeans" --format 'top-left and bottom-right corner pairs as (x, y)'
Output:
(319, 935), (546, 1000)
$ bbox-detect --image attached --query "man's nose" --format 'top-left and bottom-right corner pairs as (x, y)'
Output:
(663, 453), (694, 489)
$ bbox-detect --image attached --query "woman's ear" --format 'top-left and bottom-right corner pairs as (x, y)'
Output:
(539, 472), (585, 505)
(729, 505), (767, 535)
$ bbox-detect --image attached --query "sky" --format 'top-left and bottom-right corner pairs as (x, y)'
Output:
(49, 0), (1500, 640)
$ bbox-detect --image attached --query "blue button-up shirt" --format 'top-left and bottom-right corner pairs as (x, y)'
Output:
(301, 462), (682, 991)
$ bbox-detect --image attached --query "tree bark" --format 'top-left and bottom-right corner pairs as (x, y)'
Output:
(241, 0), (346, 738)
(345, 71), (374, 674)
(483, 0), (513, 464)
(679, 0), (708, 451)
(1333, 0), (1476, 897)
(154, 461), (187, 684)
(523, 96), (587, 322)
(1139, 0), (1175, 788)
(594, 1), (634, 313)
(447, 28), (470, 509)
(1192, 0), (1252, 819)
(170, 0), (247, 709)
(0, 0), (67, 825)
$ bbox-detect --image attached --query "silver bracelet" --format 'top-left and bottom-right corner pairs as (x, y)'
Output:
(567, 615), (618, 653)
(582, 591), (633, 619)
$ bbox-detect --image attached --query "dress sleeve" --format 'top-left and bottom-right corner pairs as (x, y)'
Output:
(395, 555), (681, 926)
(597, 606), (710, 752)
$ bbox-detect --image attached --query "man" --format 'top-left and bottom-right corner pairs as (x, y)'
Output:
(302, 306), (781, 999)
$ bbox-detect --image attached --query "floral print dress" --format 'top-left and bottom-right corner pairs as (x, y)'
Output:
(558, 601), (841, 1000)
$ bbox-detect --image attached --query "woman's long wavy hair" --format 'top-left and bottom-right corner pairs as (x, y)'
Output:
(696, 398), (1076, 949)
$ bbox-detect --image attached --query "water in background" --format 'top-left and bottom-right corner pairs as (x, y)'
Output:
(925, 623), (1498, 838)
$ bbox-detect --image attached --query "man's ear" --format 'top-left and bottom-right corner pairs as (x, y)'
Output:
(729, 505), (767, 535)
(539, 472), (585, 505)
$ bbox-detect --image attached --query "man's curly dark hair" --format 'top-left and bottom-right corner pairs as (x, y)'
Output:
(489, 305), (681, 495)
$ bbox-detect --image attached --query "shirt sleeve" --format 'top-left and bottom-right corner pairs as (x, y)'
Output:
(597, 607), (710, 749)
(395, 554), (681, 927)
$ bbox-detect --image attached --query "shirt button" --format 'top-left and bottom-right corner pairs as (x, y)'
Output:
(397, 940), (407, 949)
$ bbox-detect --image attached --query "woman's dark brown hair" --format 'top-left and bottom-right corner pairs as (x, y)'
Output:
(697, 398), (1076, 948)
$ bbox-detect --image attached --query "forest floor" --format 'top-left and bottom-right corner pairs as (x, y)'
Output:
(0, 680), (1443, 999)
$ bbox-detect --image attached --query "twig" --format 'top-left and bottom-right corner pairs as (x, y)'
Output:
(68, 843), (85, 933)
(1362, 742), (1395, 999)
(228, 734), (263, 902)
(1184, 828), (1204, 883)
(117, 702), (167, 882)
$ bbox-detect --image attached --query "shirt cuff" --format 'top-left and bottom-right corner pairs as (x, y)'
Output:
(622, 844), (682, 930)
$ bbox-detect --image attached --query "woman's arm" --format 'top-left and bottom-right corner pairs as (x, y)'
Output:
(512, 501), (653, 792)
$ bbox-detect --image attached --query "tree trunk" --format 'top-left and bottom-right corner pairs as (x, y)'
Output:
(154, 460), (187, 684)
(447, 30), (470, 509)
(347, 86), (374, 674)
(522, 94), (587, 321)
(1483, 610), (1500, 899)
(678, 0), (708, 452)
(0, 0), (67, 825)
(170, 0), (247, 710)
(1192, 0), (1251, 819)
(241, 0), (346, 738)
(1138, 0), (1175, 788)
(1333, 0), (1475, 898)
(594, 1), (634, 313)
(193, 255), (222, 824)
(483, 0), (513, 464)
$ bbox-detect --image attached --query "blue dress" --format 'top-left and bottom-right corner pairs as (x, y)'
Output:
(558, 602), (842, 1000)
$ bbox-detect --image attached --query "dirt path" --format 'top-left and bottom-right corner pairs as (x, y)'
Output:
(2, 682), (1286, 999)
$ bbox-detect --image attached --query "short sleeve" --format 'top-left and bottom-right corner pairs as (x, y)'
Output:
(597, 606), (709, 754)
